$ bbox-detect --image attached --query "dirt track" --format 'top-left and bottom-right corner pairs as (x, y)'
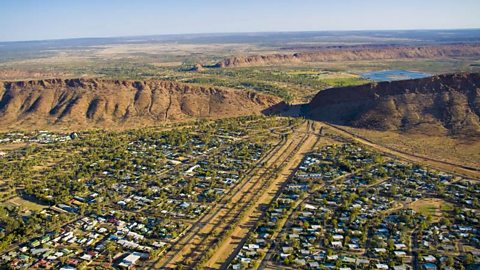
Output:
(323, 122), (480, 180)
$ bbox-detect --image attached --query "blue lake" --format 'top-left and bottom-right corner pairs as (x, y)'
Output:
(360, 69), (431, 82)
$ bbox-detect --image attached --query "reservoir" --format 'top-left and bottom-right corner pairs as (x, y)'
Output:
(360, 69), (431, 82)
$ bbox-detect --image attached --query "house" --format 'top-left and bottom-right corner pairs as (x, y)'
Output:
(185, 165), (200, 175)
(80, 253), (92, 261)
(423, 255), (437, 263)
(332, 234), (344, 240)
(394, 251), (407, 257)
(342, 257), (355, 264)
(293, 259), (306, 266)
(331, 241), (342, 248)
(374, 248), (387, 253)
(288, 233), (299, 239)
(119, 252), (142, 269)
(179, 202), (190, 208)
(356, 258), (370, 265)
(326, 255), (338, 261)
(33, 259), (51, 268)
(240, 257), (251, 264)
(347, 243), (359, 250)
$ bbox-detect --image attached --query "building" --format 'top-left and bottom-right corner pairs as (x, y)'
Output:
(118, 252), (143, 269)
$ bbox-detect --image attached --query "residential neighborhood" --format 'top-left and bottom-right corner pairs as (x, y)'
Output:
(229, 143), (480, 270)
(0, 117), (297, 269)
(0, 118), (478, 270)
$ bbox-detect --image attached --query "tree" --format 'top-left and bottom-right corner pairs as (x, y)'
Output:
(332, 219), (338, 228)
(105, 241), (116, 263)
(446, 256), (454, 266)
(387, 239), (394, 252)
(464, 253), (474, 265)
(335, 258), (342, 268)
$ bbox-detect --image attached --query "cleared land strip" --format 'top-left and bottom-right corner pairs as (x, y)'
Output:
(184, 122), (312, 268)
(322, 122), (480, 180)
(148, 130), (288, 269)
(150, 121), (311, 269)
(205, 121), (320, 269)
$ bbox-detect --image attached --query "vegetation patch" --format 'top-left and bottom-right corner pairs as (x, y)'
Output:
(409, 198), (453, 222)
(5, 197), (48, 212)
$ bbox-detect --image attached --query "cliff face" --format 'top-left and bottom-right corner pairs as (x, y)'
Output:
(215, 44), (480, 68)
(308, 73), (480, 136)
(0, 78), (282, 130)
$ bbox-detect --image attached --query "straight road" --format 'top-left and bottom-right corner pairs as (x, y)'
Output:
(150, 122), (312, 269)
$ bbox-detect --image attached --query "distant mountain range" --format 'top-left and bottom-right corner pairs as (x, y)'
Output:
(213, 44), (480, 68)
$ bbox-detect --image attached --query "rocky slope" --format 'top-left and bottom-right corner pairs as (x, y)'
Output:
(308, 73), (480, 137)
(0, 78), (282, 130)
(215, 44), (480, 68)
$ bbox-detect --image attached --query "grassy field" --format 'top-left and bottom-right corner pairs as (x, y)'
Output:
(339, 126), (480, 169)
(5, 197), (48, 211)
(409, 198), (454, 222)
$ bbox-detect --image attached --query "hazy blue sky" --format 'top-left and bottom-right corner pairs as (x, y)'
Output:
(1, 0), (479, 41)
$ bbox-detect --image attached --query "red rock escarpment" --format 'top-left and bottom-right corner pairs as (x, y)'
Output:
(308, 73), (480, 136)
(216, 44), (480, 68)
(0, 78), (283, 130)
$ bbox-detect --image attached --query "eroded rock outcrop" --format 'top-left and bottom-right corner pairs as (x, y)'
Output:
(308, 73), (480, 136)
(0, 78), (283, 130)
(216, 44), (480, 68)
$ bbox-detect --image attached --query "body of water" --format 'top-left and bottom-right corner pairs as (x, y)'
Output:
(360, 69), (431, 82)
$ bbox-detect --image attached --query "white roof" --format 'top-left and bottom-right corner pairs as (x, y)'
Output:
(304, 203), (317, 210)
(80, 254), (92, 261)
(423, 255), (437, 262)
(119, 254), (141, 268)
(123, 252), (142, 263)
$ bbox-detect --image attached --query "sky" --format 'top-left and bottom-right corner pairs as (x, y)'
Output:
(1, 0), (479, 42)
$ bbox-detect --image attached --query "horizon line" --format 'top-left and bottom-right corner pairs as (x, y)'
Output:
(1, 27), (480, 43)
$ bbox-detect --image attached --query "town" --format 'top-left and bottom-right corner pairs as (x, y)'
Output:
(0, 116), (297, 269)
(1, 1), (480, 269)
(229, 143), (480, 270)
(0, 117), (478, 270)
